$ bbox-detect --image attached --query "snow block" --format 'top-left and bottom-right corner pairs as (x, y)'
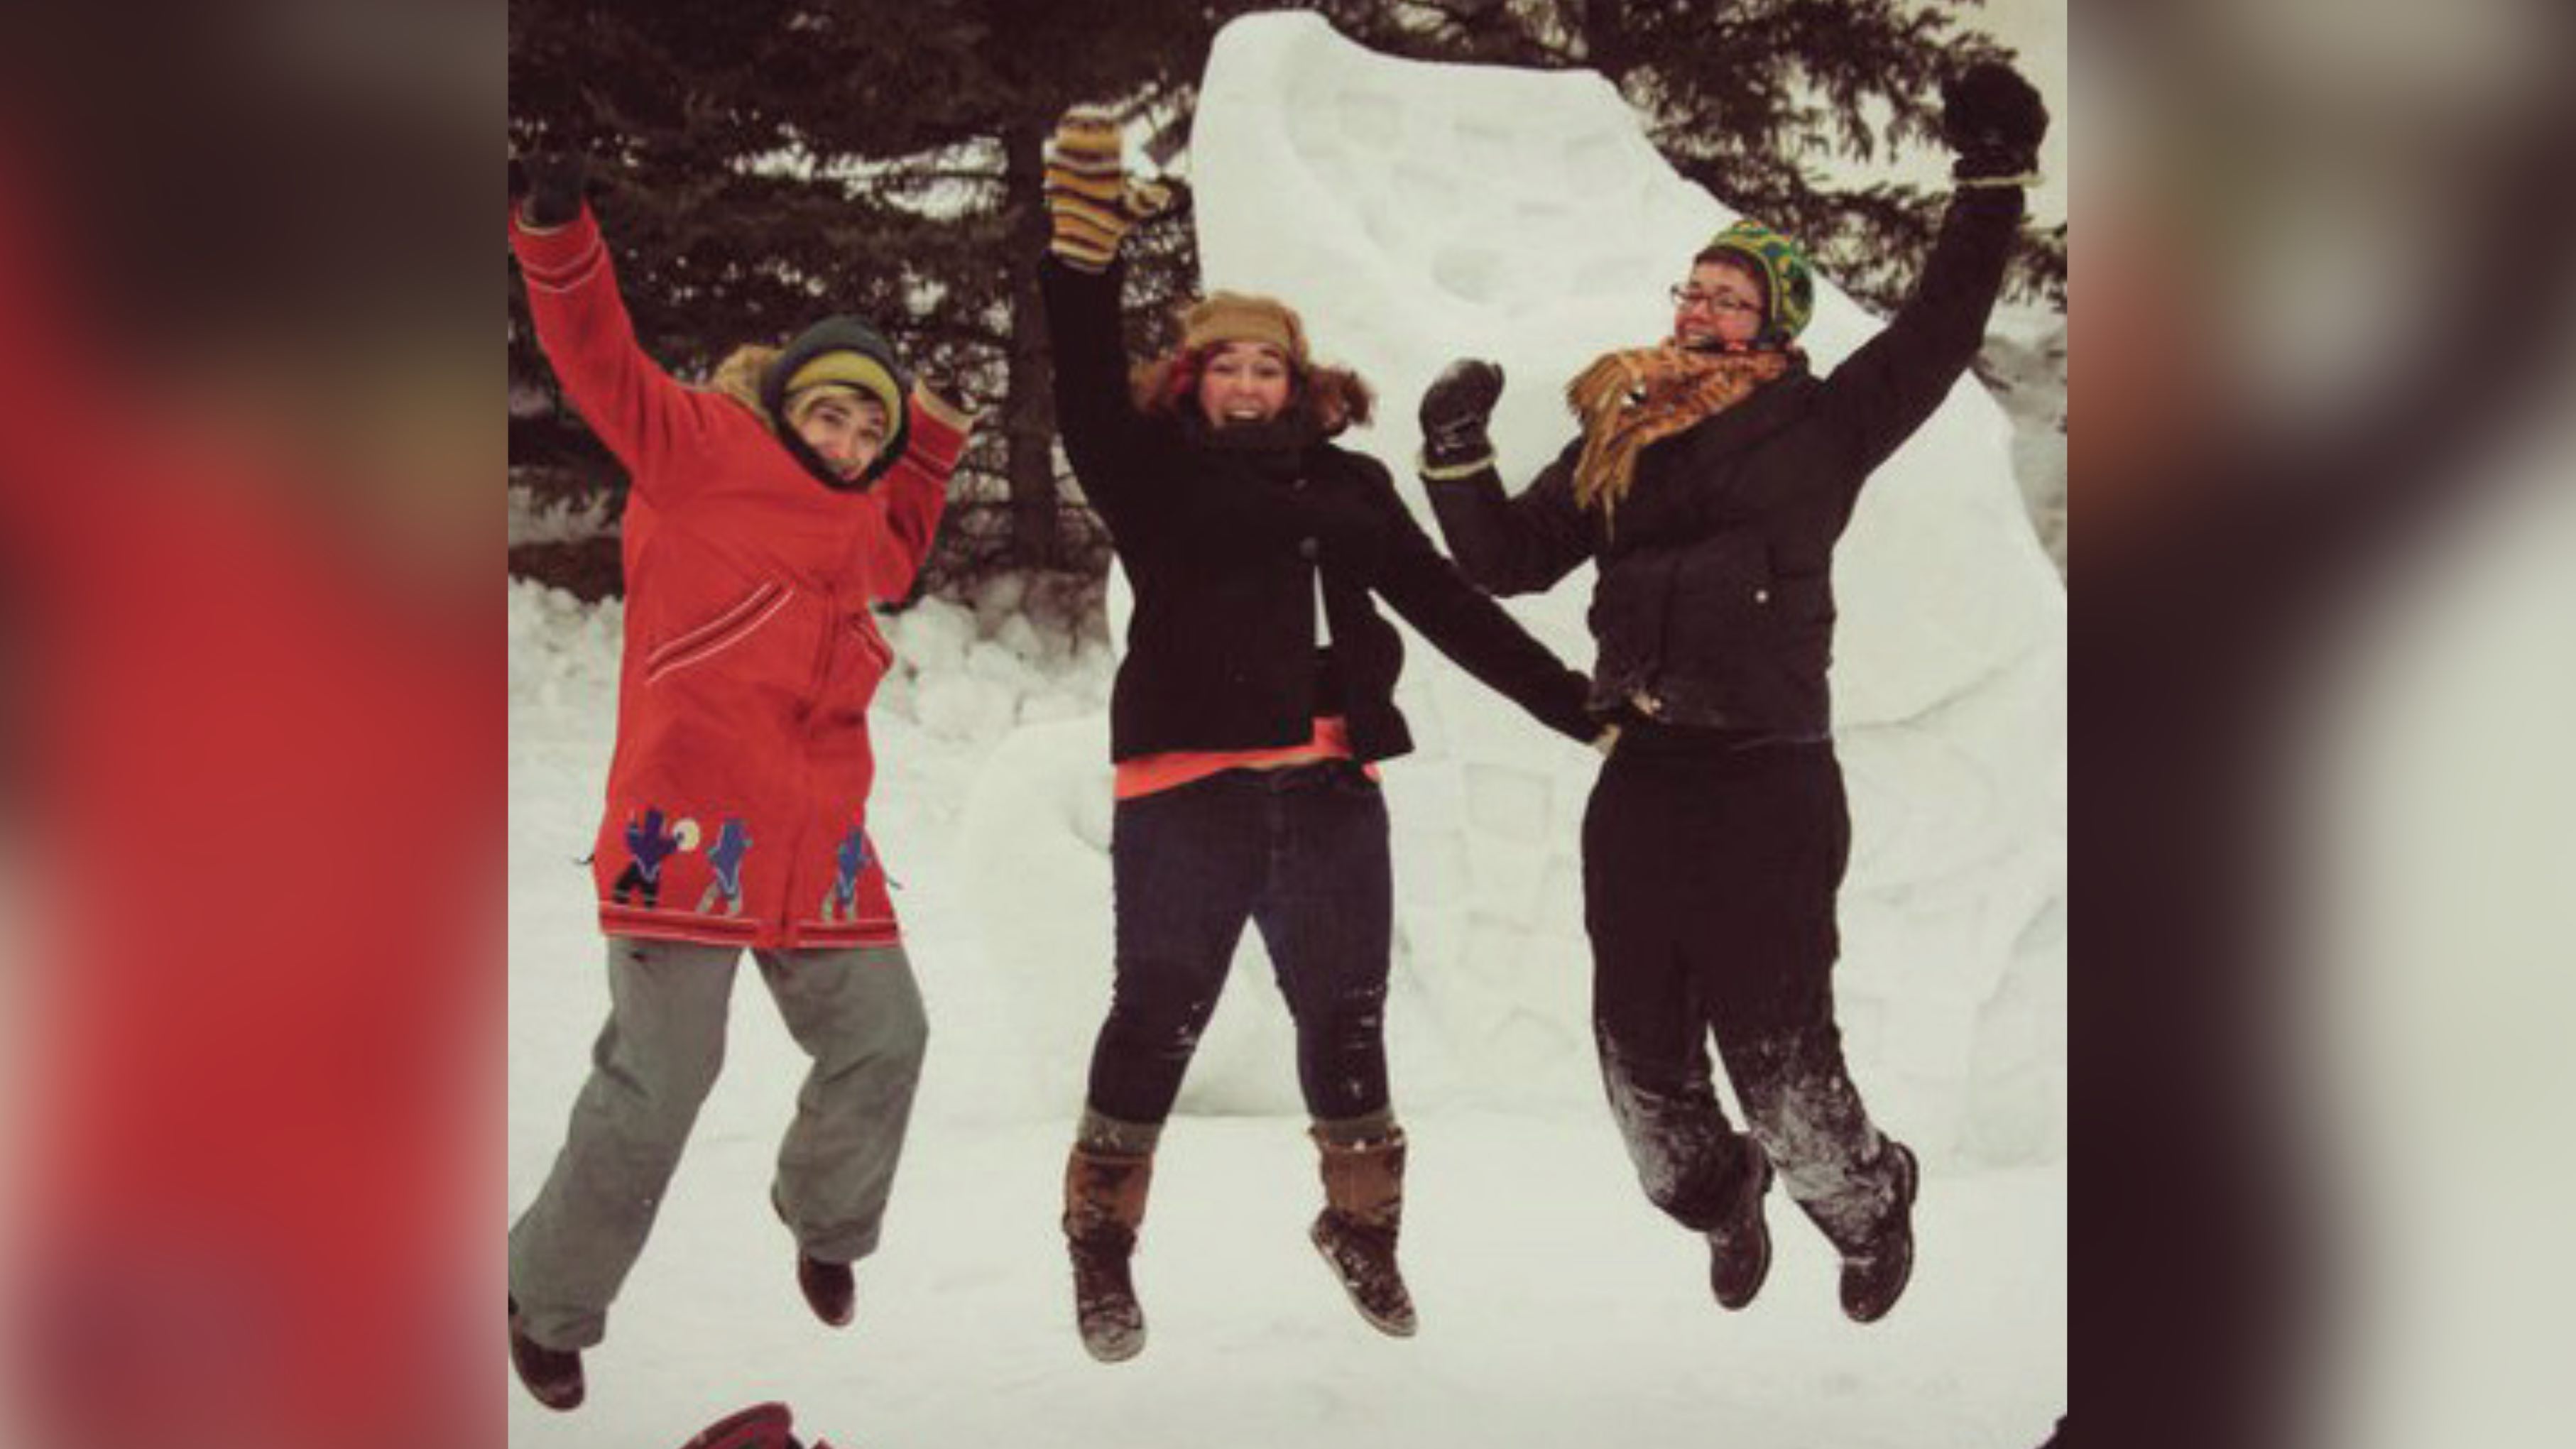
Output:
(964, 13), (2065, 1161)
(1188, 13), (2066, 1164)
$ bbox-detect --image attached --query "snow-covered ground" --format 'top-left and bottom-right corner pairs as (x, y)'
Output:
(511, 15), (2063, 1446)
(510, 581), (2065, 1448)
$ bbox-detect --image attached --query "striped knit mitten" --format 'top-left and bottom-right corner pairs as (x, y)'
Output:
(1045, 105), (1171, 271)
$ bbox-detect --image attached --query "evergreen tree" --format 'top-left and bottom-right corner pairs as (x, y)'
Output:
(508, 0), (1245, 581)
(509, 0), (2061, 591)
(1297, 0), (2064, 310)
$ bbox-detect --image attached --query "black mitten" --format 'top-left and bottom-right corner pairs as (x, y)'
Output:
(1940, 62), (2048, 183)
(1418, 359), (1505, 472)
(513, 153), (589, 228)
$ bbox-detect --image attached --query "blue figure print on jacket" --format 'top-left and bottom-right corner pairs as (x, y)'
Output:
(822, 822), (872, 924)
(611, 806), (684, 908)
(693, 817), (753, 917)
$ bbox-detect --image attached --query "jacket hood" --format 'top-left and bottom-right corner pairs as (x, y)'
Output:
(711, 345), (778, 422)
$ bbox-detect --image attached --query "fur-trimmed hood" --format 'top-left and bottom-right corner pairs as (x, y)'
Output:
(706, 315), (912, 490)
(709, 344), (780, 425)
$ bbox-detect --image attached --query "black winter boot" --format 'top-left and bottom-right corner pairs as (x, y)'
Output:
(1705, 1138), (1775, 1311)
(507, 1295), (584, 1411)
(1063, 1143), (1153, 1363)
(1311, 1127), (1417, 1337)
(1840, 1141), (1920, 1323)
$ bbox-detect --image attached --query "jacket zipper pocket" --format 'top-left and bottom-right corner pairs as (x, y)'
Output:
(847, 610), (895, 675)
(645, 582), (792, 685)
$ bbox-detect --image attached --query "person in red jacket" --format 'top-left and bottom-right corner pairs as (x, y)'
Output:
(503, 155), (975, 1412)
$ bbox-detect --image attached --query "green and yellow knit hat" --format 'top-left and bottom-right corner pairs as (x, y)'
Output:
(1696, 219), (1816, 349)
(782, 353), (904, 427)
(759, 315), (912, 483)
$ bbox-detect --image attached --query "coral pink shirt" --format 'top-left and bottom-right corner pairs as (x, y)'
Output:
(1114, 716), (1381, 801)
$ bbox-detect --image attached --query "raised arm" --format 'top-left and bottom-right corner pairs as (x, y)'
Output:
(1038, 254), (1153, 516)
(855, 384), (976, 603)
(1412, 359), (1595, 595)
(1039, 106), (1173, 533)
(508, 154), (708, 501)
(1818, 62), (2048, 474)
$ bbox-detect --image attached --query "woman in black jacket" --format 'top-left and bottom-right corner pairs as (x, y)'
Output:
(1412, 63), (2050, 1325)
(1040, 106), (1606, 1362)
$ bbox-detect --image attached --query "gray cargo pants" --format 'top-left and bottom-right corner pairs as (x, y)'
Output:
(508, 937), (928, 1351)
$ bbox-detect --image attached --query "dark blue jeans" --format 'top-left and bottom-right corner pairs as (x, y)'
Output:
(1086, 760), (1394, 1126)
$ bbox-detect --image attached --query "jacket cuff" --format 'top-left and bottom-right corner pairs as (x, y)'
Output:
(1417, 449), (1497, 481)
(1047, 241), (1115, 274)
(911, 385), (979, 436)
(510, 205), (607, 292)
(1042, 249), (1115, 280)
(903, 393), (971, 474)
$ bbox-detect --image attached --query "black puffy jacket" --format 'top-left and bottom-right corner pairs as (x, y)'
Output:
(1042, 257), (1595, 764)
(1424, 188), (2026, 740)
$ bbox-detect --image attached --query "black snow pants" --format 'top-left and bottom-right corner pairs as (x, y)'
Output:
(1582, 724), (1909, 1252)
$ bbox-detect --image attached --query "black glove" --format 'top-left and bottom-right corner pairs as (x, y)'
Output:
(1418, 359), (1504, 472)
(1940, 62), (2048, 182)
(512, 152), (589, 229)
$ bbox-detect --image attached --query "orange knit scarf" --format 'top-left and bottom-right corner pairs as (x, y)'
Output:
(1565, 344), (1796, 525)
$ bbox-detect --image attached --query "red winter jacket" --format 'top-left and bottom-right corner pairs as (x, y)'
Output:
(513, 206), (969, 951)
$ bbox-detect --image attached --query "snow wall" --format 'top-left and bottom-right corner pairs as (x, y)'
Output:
(962, 13), (2065, 1168)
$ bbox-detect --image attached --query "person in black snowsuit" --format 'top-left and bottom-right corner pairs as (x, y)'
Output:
(1411, 62), (2050, 1323)
(1039, 104), (1610, 1362)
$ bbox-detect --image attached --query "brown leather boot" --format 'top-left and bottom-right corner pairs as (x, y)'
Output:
(1310, 1127), (1417, 1337)
(1062, 1143), (1153, 1363)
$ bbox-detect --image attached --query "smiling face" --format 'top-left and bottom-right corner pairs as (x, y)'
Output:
(789, 389), (892, 481)
(1672, 258), (1768, 351)
(1196, 341), (1294, 428)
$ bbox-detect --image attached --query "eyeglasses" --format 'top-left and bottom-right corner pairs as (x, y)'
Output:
(1669, 285), (1762, 315)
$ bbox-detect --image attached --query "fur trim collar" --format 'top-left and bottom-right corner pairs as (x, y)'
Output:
(708, 344), (778, 425)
